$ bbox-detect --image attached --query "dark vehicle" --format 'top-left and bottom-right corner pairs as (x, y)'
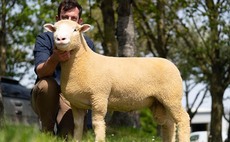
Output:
(0, 76), (38, 125)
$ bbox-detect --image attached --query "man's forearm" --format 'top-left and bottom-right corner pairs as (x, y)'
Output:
(36, 54), (59, 79)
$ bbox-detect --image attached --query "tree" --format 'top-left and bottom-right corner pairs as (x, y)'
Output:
(0, 0), (7, 123)
(184, 80), (209, 122)
(0, 0), (6, 76)
(132, 1), (230, 141)
(108, 0), (140, 128)
(87, 0), (140, 127)
(176, 0), (230, 141)
(0, 0), (36, 78)
(117, 0), (136, 57)
(132, 0), (180, 58)
(0, 0), (60, 123)
(100, 0), (118, 56)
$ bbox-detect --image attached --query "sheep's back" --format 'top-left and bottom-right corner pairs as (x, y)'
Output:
(98, 57), (183, 111)
(61, 53), (183, 110)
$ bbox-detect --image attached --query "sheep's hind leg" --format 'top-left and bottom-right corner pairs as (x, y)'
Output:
(91, 97), (108, 142)
(71, 105), (86, 142)
(175, 107), (190, 142)
(161, 119), (176, 142)
(151, 101), (175, 142)
(162, 103), (190, 142)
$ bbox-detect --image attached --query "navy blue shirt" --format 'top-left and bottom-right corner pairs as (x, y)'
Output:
(33, 32), (95, 84)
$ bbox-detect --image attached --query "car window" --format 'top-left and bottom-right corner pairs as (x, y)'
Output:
(190, 135), (199, 141)
(0, 77), (31, 100)
(1, 83), (30, 99)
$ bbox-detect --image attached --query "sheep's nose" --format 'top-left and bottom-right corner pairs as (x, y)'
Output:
(57, 37), (66, 41)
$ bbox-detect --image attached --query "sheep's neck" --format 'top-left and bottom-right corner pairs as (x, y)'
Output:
(60, 48), (82, 92)
(60, 33), (92, 87)
(70, 47), (86, 59)
(67, 33), (91, 59)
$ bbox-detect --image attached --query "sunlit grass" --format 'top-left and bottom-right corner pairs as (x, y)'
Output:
(0, 122), (161, 142)
(0, 123), (63, 142)
(82, 126), (161, 142)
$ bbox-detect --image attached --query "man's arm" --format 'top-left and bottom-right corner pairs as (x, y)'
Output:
(34, 32), (71, 79)
(36, 49), (70, 79)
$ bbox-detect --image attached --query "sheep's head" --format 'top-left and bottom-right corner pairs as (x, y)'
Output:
(43, 20), (90, 51)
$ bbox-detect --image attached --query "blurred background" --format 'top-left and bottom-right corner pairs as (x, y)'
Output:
(0, 0), (230, 141)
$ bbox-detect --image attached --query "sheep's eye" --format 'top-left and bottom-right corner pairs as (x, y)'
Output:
(73, 28), (80, 32)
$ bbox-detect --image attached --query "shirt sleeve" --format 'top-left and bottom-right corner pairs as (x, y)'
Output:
(84, 35), (95, 51)
(33, 32), (54, 74)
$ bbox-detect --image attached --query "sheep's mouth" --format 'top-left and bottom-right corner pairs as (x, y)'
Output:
(56, 43), (70, 51)
(56, 43), (69, 46)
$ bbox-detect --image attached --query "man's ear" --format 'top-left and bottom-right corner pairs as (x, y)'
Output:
(78, 18), (83, 25)
(80, 24), (91, 33)
(43, 24), (56, 32)
(56, 15), (60, 22)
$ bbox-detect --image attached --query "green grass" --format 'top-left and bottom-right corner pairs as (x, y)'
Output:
(0, 108), (162, 141)
(82, 126), (161, 142)
(0, 123), (161, 142)
(0, 123), (62, 142)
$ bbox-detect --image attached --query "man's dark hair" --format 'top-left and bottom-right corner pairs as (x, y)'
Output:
(58, 0), (82, 18)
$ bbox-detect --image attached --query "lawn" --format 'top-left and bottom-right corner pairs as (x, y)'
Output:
(0, 122), (161, 142)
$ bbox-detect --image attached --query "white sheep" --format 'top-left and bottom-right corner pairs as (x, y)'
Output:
(44, 20), (190, 142)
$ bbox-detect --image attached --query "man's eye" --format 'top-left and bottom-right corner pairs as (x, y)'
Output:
(72, 18), (78, 21)
(61, 16), (68, 20)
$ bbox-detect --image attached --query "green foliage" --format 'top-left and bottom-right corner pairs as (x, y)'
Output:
(0, 0), (60, 78)
(140, 108), (158, 135)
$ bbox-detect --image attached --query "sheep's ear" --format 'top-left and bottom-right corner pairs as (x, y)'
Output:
(43, 23), (55, 32)
(80, 24), (91, 33)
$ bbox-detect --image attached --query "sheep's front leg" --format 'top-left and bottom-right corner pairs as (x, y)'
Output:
(71, 105), (86, 141)
(91, 96), (108, 142)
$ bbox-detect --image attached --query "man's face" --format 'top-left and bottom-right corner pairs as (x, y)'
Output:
(58, 7), (82, 24)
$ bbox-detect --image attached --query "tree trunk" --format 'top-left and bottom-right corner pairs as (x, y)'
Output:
(0, 0), (7, 127)
(100, 0), (118, 56)
(117, 0), (136, 57)
(108, 0), (140, 128)
(0, 0), (6, 76)
(205, 0), (225, 141)
(155, 0), (168, 58)
(209, 64), (225, 142)
(209, 84), (224, 142)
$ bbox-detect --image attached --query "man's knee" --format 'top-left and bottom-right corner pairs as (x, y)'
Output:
(34, 77), (59, 94)
(31, 77), (60, 114)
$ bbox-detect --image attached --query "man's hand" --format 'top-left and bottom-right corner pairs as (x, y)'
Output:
(36, 49), (71, 78)
(52, 49), (71, 62)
